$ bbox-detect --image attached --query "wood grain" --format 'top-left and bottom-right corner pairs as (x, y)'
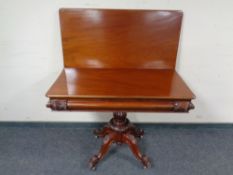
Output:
(46, 68), (195, 100)
(59, 8), (183, 69)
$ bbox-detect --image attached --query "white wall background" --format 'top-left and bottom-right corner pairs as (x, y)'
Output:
(0, 0), (233, 123)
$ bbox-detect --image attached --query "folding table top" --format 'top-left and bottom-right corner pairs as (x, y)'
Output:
(46, 9), (195, 112)
(46, 68), (194, 100)
(59, 8), (182, 69)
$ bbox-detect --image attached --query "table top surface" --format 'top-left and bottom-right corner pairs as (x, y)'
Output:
(46, 68), (195, 100)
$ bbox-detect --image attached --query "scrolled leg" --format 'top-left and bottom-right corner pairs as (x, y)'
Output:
(123, 133), (151, 168)
(89, 134), (115, 170)
(89, 112), (151, 170)
(93, 126), (110, 138)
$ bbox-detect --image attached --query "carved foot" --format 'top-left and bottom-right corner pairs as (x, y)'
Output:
(89, 134), (114, 170)
(123, 134), (151, 168)
(89, 155), (99, 170)
(141, 155), (151, 169)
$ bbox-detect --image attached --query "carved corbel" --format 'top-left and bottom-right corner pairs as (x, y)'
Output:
(173, 101), (195, 112)
(46, 99), (68, 110)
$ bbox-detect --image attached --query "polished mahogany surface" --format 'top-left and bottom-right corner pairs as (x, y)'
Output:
(60, 9), (182, 69)
(46, 68), (194, 100)
(47, 8), (195, 112)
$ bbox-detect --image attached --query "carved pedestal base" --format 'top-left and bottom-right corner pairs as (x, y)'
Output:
(89, 112), (151, 170)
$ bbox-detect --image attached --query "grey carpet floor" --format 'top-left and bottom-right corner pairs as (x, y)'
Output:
(0, 124), (233, 175)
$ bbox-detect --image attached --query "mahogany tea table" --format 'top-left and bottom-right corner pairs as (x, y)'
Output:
(46, 8), (195, 170)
